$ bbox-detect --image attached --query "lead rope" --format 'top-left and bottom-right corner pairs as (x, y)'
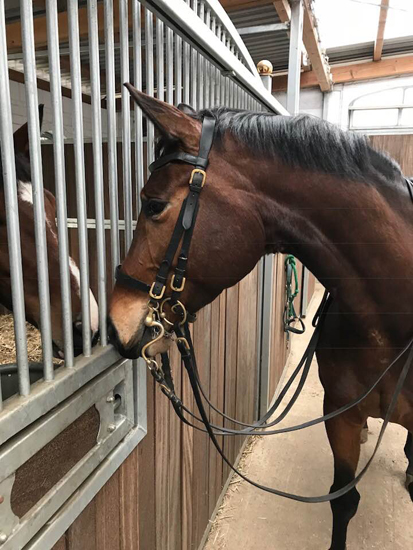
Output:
(284, 255), (305, 335)
(173, 323), (413, 503)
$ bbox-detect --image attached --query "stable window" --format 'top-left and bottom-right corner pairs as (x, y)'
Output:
(349, 86), (413, 132)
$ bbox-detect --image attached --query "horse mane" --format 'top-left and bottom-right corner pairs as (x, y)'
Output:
(0, 151), (31, 188)
(195, 108), (402, 183)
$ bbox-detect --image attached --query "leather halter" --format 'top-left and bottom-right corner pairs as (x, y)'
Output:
(114, 119), (413, 504)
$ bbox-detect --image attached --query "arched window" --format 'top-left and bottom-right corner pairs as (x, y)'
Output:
(349, 86), (413, 132)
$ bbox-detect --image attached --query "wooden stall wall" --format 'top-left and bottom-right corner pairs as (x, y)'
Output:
(51, 270), (261, 550)
(369, 134), (413, 174)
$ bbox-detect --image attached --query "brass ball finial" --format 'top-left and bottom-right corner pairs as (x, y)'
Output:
(257, 60), (273, 75)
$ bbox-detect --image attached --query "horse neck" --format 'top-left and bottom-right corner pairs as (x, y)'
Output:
(252, 161), (413, 330)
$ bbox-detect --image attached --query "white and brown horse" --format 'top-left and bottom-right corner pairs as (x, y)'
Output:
(0, 108), (98, 358)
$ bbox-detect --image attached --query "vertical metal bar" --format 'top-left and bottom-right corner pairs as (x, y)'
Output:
(68, 0), (92, 356)
(183, 24), (190, 104)
(255, 257), (264, 418)
(228, 43), (235, 108)
(175, 28), (182, 105)
(209, 63), (215, 107)
(259, 254), (275, 414)
(104, 0), (120, 277)
(166, 28), (174, 105)
(120, 0), (133, 252)
(287, 0), (307, 318)
(46, 0), (74, 367)
(0, 0), (29, 394)
(145, 9), (155, 167)
(88, 0), (107, 345)
(215, 23), (222, 106)
(156, 18), (165, 101)
(197, 1), (205, 110)
(20, 0), (54, 378)
(204, 8), (211, 108)
(133, 1), (145, 212)
(209, 16), (216, 107)
(191, 0), (198, 109)
(287, 0), (303, 116)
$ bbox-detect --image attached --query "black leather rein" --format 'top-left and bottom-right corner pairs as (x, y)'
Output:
(115, 117), (413, 504)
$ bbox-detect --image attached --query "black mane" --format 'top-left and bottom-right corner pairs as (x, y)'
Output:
(195, 108), (402, 183)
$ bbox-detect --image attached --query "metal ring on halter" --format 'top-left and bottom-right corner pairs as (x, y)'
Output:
(160, 298), (188, 326)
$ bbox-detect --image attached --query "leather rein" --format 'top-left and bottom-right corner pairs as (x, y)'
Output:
(115, 116), (413, 503)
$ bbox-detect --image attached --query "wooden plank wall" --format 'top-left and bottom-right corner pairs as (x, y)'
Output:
(51, 271), (261, 550)
(369, 134), (413, 174)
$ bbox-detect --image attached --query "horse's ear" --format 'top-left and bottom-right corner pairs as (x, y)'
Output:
(124, 84), (201, 152)
(13, 104), (45, 157)
(177, 103), (196, 116)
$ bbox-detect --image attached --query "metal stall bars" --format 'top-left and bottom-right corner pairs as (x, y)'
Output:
(21, 0), (54, 379)
(0, 0), (145, 547)
(0, 0), (286, 547)
(0, 0), (28, 406)
(68, 0), (92, 357)
(105, 0), (120, 280)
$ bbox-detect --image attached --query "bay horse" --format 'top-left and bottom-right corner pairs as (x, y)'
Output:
(0, 108), (99, 358)
(108, 86), (413, 550)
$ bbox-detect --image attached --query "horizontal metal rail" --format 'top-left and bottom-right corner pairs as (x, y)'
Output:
(203, 0), (261, 76)
(238, 23), (290, 35)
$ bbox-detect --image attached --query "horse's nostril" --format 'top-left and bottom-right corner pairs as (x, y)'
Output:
(74, 320), (82, 333)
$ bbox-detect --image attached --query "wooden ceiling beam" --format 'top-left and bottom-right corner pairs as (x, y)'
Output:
(301, 0), (331, 91)
(6, 1), (133, 53)
(374, 0), (389, 62)
(272, 55), (413, 92)
(221, 0), (274, 11)
(8, 68), (93, 105)
(272, 0), (291, 23)
(273, 0), (332, 92)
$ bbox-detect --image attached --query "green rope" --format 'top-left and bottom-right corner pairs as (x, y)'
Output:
(284, 255), (305, 334)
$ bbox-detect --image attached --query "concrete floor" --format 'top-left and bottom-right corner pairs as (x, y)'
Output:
(204, 284), (413, 550)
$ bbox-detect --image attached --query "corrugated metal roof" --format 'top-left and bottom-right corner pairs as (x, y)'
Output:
(227, 4), (413, 72)
(327, 36), (413, 66)
(5, 2), (413, 95)
(228, 4), (290, 71)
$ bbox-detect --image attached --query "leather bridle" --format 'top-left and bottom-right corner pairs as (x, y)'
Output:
(115, 116), (216, 370)
(115, 117), (413, 503)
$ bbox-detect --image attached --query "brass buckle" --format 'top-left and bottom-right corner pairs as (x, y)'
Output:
(170, 274), (186, 292)
(176, 336), (190, 350)
(189, 168), (207, 188)
(149, 282), (165, 300)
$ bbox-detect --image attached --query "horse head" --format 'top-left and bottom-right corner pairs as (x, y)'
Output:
(0, 107), (99, 358)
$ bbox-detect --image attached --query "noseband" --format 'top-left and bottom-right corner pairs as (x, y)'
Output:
(115, 116), (216, 366)
(115, 115), (413, 504)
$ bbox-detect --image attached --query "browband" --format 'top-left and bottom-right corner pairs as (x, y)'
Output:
(149, 151), (209, 173)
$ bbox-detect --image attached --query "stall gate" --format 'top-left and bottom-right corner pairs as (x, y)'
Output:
(0, 1), (302, 549)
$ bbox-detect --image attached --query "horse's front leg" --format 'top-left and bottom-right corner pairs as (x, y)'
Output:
(324, 396), (366, 550)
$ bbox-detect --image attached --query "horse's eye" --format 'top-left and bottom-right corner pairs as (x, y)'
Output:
(144, 199), (167, 218)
